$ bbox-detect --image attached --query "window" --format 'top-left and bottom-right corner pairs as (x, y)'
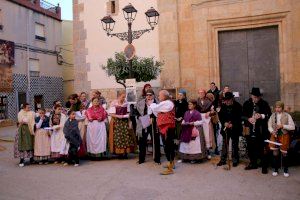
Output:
(111, 1), (116, 14)
(35, 23), (46, 41)
(0, 96), (8, 120)
(107, 0), (118, 15)
(29, 58), (40, 77)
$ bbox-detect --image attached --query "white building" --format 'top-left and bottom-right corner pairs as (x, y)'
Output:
(0, 0), (63, 122)
(73, 0), (160, 100)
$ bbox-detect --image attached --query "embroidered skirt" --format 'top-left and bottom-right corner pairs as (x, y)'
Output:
(113, 118), (136, 155)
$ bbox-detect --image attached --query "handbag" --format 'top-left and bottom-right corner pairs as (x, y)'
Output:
(192, 126), (199, 137)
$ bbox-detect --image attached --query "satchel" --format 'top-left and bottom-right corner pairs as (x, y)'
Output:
(243, 125), (250, 136)
(192, 127), (199, 137)
(210, 111), (219, 124)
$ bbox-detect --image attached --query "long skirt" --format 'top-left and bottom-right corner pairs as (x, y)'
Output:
(179, 127), (207, 161)
(34, 129), (51, 161)
(201, 114), (215, 149)
(86, 121), (107, 157)
(111, 118), (136, 155)
(50, 129), (69, 158)
(14, 129), (33, 159)
(78, 120), (87, 157)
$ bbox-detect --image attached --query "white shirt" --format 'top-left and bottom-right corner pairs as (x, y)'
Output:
(149, 100), (174, 117)
(75, 111), (86, 120)
(268, 112), (295, 133)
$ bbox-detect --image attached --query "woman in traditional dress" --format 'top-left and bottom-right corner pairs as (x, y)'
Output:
(76, 103), (87, 158)
(109, 91), (136, 158)
(50, 104), (68, 163)
(34, 108), (51, 164)
(206, 93), (221, 155)
(196, 89), (215, 159)
(14, 103), (35, 167)
(179, 99), (207, 163)
(86, 97), (108, 159)
(175, 89), (189, 145)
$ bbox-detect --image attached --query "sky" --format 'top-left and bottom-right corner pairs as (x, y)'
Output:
(48, 0), (73, 20)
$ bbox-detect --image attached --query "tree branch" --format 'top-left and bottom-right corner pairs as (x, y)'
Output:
(116, 80), (126, 88)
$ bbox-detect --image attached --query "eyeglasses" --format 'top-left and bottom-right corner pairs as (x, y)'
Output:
(146, 94), (153, 96)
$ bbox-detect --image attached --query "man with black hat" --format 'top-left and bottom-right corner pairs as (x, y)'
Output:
(217, 92), (243, 167)
(242, 87), (272, 173)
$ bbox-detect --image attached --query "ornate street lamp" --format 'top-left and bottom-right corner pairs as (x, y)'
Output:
(122, 3), (137, 23)
(100, 4), (159, 78)
(101, 15), (115, 34)
(145, 7), (159, 30)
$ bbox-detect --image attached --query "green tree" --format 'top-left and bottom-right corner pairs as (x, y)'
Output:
(102, 52), (163, 88)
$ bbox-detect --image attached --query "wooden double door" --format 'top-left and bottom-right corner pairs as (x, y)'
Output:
(218, 26), (280, 105)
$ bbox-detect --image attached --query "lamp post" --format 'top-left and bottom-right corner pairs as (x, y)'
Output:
(101, 3), (159, 78)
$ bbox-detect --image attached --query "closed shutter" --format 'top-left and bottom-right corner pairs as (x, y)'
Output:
(29, 59), (40, 77)
(35, 23), (45, 41)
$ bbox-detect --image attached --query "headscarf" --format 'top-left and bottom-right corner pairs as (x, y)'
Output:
(178, 89), (187, 98)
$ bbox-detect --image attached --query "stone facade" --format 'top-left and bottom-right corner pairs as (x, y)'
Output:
(158, 0), (300, 110)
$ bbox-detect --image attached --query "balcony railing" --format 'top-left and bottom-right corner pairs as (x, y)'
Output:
(39, 0), (59, 13)
(28, 0), (59, 14)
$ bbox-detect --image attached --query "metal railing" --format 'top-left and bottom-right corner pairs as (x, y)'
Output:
(39, 0), (59, 13)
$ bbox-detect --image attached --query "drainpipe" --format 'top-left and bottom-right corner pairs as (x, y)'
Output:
(27, 10), (31, 104)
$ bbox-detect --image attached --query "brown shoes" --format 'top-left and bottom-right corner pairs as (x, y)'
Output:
(160, 161), (175, 175)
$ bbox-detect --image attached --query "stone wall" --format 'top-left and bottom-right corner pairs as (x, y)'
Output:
(158, 0), (300, 110)
(73, 0), (91, 93)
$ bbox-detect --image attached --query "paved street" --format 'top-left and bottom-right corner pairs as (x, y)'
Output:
(0, 127), (300, 200)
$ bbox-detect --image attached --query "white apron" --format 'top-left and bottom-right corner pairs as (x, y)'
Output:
(201, 113), (212, 149)
(86, 121), (107, 154)
(179, 136), (202, 154)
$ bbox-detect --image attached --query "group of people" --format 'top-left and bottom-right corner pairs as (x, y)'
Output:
(14, 83), (296, 177)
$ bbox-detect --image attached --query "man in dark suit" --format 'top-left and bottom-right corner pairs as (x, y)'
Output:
(242, 87), (272, 174)
(217, 92), (243, 167)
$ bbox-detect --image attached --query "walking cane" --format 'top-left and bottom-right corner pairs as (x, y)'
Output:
(223, 127), (231, 171)
(151, 119), (155, 160)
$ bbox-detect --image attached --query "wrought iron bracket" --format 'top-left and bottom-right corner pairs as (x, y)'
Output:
(108, 32), (129, 41)
(107, 28), (153, 42)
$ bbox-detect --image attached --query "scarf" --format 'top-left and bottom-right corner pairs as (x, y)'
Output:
(181, 110), (202, 143)
(86, 105), (107, 121)
(18, 109), (35, 135)
(63, 119), (82, 148)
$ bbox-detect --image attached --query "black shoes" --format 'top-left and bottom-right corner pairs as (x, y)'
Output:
(137, 160), (145, 164)
(262, 168), (268, 174)
(217, 160), (226, 166)
(245, 164), (258, 170)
